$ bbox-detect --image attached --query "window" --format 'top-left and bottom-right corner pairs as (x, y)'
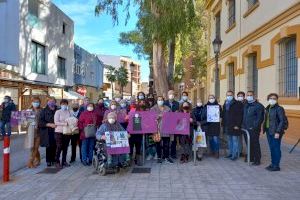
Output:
(90, 72), (95, 80)
(62, 23), (66, 34)
(278, 37), (298, 97)
(31, 41), (46, 74)
(227, 63), (235, 92)
(57, 57), (66, 79)
(215, 12), (221, 39)
(228, 0), (235, 28)
(28, 0), (39, 17)
(247, 54), (258, 95)
(247, 0), (258, 9)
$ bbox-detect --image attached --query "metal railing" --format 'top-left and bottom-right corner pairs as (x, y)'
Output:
(241, 128), (250, 166)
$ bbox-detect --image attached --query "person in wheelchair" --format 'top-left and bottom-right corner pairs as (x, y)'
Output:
(95, 112), (130, 171)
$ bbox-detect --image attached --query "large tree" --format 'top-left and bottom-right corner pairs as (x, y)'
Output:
(95, 0), (197, 96)
(106, 65), (116, 98)
(115, 66), (129, 97)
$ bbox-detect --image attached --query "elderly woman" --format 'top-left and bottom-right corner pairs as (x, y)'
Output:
(96, 112), (130, 168)
(150, 96), (172, 164)
(103, 100), (119, 121)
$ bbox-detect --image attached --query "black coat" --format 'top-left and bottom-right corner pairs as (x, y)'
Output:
(222, 99), (244, 136)
(164, 100), (179, 112)
(1, 102), (16, 122)
(242, 101), (265, 133)
(263, 104), (286, 135)
(38, 106), (57, 147)
(200, 102), (222, 136)
(192, 106), (204, 122)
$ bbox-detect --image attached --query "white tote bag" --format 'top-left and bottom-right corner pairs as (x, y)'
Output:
(195, 130), (207, 148)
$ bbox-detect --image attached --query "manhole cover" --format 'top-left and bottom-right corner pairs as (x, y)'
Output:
(37, 168), (61, 174)
(131, 167), (151, 174)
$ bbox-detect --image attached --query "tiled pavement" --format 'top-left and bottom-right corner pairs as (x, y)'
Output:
(1, 138), (300, 200)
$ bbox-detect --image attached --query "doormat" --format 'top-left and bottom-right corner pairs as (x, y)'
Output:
(37, 168), (61, 174)
(131, 167), (151, 174)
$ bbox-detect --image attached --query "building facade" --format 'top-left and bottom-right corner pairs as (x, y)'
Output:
(74, 44), (104, 103)
(205, 0), (300, 143)
(0, 0), (74, 109)
(97, 54), (141, 99)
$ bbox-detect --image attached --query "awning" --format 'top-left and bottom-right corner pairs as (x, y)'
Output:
(63, 91), (85, 100)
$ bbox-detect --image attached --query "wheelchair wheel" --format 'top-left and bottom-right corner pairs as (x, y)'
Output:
(97, 163), (107, 176)
(92, 155), (98, 170)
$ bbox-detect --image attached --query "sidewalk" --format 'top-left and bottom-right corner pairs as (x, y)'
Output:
(0, 138), (300, 200)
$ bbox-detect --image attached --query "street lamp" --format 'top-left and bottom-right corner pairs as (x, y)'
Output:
(212, 37), (222, 99)
(130, 62), (135, 97)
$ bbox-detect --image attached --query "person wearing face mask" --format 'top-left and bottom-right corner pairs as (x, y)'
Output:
(54, 99), (72, 168)
(26, 97), (42, 168)
(179, 102), (196, 163)
(263, 93), (288, 171)
(0, 95), (16, 137)
(192, 99), (205, 160)
(164, 90), (180, 159)
(137, 92), (146, 101)
(103, 100), (119, 121)
(38, 97), (58, 167)
(70, 103), (82, 163)
(96, 112), (130, 168)
(236, 91), (246, 157)
(78, 103), (101, 166)
(150, 96), (173, 164)
(179, 91), (192, 105)
(242, 91), (265, 165)
(237, 91), (246, 104)
(223, 91), (244, 161)
(200, 95), (222, 159)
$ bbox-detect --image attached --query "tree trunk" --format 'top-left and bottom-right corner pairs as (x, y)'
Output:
(121, 86), (124, 98)
(167, 37), (176, 89)
(111, 81), (114, 98)
(152, 41), (169, 97)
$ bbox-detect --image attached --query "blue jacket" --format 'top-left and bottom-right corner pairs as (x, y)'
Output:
(242, 101), (265, 132)
(164, 100), (179, 112)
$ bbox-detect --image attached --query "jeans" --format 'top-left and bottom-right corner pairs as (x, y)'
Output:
(0, 121), (11, 136)
(209, 136), (219, 153)
(81, 138), (95, 163)
(266, 130), (282, 167)
(227, 135), (240, 158)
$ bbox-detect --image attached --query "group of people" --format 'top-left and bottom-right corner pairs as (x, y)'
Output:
(0, 89), (288, 172)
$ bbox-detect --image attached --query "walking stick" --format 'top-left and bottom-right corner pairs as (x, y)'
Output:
(289, 139), (300, 154)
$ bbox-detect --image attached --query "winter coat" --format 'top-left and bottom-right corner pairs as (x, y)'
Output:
(192, 106), (204, 122)
(25, 108), (41, 149)
(242, 101), (265, 133)
(1, 102), (16, 122)
(78, 110), (101, 140)
(38, 106), (57, 147)
(54, 109), (72, 133)
(200, 102), (222, 137)
(263, 104), (287, 135)
(222, 99), (244, 136)
(164, 100), (179, 112)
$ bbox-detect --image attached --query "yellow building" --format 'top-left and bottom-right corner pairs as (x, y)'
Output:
(205, 0), (300, 144)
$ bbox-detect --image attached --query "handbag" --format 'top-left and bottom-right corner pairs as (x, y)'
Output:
(84, 116), (97, 138)
(63, 125), (72, 135)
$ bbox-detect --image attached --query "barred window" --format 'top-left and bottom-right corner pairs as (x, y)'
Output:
(228, 0), (235, 28)
(215, 12), (221, 39)
(247, 0), (258, 9)
(227, 63), (235, 92)
(28, 0), (39, 17)
(57, 57), (66, 79)
(278, 36), (298, 97)
(247, 54), (258, 95)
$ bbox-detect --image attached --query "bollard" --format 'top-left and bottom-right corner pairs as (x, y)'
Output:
(3, 135), (10, 182)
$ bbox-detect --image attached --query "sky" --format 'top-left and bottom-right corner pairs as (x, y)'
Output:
(52, 0), (149, 82)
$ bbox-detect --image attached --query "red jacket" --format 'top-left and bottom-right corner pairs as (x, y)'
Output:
(78, 110), (101, 140)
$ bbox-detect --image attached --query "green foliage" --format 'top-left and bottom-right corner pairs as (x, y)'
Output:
(106, 65), (116, 83)
(115, 66), (129, 88)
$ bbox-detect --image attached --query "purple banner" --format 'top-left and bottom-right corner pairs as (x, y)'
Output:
(105, 131), (130, 155)
(11, 111), (35, 127)
(127, 111), (158, 134)
(161, 112), (190, 135)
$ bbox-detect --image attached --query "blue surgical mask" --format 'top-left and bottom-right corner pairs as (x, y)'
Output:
(32, 102), (40, 108)
(226, 96), (233, 101)
(139, 95), (145, 100)
(61, 105), (68, 111)
(120, 103), (126, 108)
(182, 96), (188, 101)
(246, 96), (254, 102)
(157, 100), (164, 106)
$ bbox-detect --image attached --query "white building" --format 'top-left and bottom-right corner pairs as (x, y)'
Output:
(97, 54), (141, 99)
(205, 0), (300, 143)
(0, 0), (74, 109)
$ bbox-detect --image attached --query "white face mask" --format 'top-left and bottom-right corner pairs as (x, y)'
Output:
(197, 102), (202, 107)
(120, 103), (126, 108)
(268, 99), (277, 106)
(87, 106), (93, 111)
(182, 96), (188, 101)
(157, 100), (164, 106)
(115, 98), (121, 102)
(237, 96), (244, 101)
(108, 118), (116, 124)
(168, 95), (174, 100)
(209, 99), (215, 103)
(111, 105), (117, 110)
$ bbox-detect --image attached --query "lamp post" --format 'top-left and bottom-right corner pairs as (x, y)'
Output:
(212, 37), (222, 99)
(130, 62), (135, 97)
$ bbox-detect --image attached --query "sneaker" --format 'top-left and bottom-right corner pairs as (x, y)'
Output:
(157, 158), (163, 163)
(165, 158), (174, 164)
(265, 164), (273, 170)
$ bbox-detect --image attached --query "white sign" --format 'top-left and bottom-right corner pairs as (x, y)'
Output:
(104, 131), (129, 148)
(207, 105), (220, 122)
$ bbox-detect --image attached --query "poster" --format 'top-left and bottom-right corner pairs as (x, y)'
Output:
(104, 131), (130, 155)
(161, 112), (190, 135)
(127, 111), (158, 134)
(207, 105), (220, 122)
(11, 111), (35, 127)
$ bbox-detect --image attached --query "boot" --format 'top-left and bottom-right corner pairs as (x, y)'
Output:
(180, 154), (185, 164)
(33, 151), (41, 167)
